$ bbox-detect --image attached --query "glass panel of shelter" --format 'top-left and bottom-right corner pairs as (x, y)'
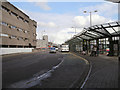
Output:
(113, 27), (119, 32)
(112, 36), (119, 56)
(104, 28), (115, 34)
(99, 38), (109, 54)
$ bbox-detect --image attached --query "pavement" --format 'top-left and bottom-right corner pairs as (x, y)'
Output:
(74, 52), (118, 88)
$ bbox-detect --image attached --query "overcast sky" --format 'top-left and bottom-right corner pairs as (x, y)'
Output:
(8, 0), (118, 44)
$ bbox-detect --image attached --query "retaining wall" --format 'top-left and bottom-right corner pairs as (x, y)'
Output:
(0, 48), (34, 55)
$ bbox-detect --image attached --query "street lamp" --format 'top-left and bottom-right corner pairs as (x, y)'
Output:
(84, 10), (98, 27)
(71, 27), (77, 35)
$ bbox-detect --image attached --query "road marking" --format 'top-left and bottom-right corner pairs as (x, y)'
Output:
(70, 53), (89, 65)
(8, 57), (65, 88)
(69, 52), (92, 88)
(80, 63), (92, 88)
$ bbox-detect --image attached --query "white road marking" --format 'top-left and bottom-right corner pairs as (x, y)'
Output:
(80, 63), (92, 88)
(69, 52), (92, 88)
(8, 57), (64, 88)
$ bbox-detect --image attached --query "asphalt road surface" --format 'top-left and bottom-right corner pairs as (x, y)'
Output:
(2, 51), (88, 88)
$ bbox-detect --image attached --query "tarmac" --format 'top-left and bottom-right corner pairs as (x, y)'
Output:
(74, 52), (118, 88)
(2, 51), (119, 89)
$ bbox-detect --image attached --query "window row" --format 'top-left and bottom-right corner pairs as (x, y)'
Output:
(1, 22), (29, 34)
(0, 33), (29, 41)
(1, 5), (29, 24)
(0, 33), (37, 42)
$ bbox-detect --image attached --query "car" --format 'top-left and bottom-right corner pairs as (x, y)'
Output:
(55, 48), (58, 51)
(49, 47), (56, 53)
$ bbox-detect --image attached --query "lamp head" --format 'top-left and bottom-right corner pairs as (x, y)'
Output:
(94, 10), (98, 12)
(84, 11), (87, 13)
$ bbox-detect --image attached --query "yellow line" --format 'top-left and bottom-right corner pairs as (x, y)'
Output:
(69, 52), (89, 65)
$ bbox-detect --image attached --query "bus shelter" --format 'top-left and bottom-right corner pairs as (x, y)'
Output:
(66, 21), (120, 56)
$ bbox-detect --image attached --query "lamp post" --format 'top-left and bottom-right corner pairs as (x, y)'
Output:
(84, 10), (98, 54)
(71, 27), (76, 35)
(84, 10), (98, 27)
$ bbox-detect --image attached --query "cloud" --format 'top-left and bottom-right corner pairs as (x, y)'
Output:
(28, 11), (113, 44)
(73, 14), (113, 28)
(35, 2), (51, 10)
(26, 0), (51, 10)
(38, 22), (57, 28)
(11, 2), (116, 44)
(47, 28), (82, 44)
(79, 2), (118, 18)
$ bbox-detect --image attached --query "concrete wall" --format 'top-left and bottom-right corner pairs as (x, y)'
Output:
(1, 2), (37, 47)
(36, 35), (48, 48)
(0, 48), (33, 55)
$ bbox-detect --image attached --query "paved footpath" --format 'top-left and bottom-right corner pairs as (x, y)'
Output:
(75, 53), (118, 88)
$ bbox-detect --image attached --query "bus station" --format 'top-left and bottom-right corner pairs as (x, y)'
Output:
(1, 0), (119, 89)
(65, 21), (120, 58)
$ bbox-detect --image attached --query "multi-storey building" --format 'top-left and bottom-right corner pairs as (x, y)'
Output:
(36, 35), (48, 48)
(0, 2), (37, 48)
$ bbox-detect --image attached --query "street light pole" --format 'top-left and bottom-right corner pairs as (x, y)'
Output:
(84, 10), (97, 27)
(71, 27), (77, 36)
(90, 12), (92, 27)
(75, 27), (76, 35)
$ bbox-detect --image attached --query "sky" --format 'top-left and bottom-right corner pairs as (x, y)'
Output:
(8, 0), (118, 44)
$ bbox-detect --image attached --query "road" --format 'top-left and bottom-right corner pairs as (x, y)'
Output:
(2, 51), (88, 88)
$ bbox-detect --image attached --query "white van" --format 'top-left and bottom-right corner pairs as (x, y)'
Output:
(61, 44), (69, 52)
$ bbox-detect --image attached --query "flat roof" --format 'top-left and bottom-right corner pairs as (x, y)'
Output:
(66, 21), (120, 42)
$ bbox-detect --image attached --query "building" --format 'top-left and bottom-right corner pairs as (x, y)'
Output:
(105, 0), (120, 3)
(0, 2), (37, 48)
(36, 35), (48, 48)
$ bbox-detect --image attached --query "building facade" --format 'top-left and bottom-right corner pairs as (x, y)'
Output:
(36, 35), (48, 48)
(0, 2), (37, 48)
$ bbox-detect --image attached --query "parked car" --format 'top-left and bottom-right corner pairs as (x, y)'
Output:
(49, 47), (56, 53)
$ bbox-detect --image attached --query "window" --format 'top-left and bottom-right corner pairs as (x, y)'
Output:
(17, 28), (23, 32)
(11, 25), (17, 29)
(24, 30), (29, 33)
(0, 33), (9, 37)
(11, 11), (18, 17)
(24, 20), (29, 24)
(10, 35), (17, 39)
(9, 25), (11, 28)
(33, 25), (37, 28)
(2, 6), (9, 12)
(18, 37), (23, 40)
(24, 38), (29, 41)
(33, 33), (36, 36)
(1, 22), (8, 26)
(18, 16), (24, 21)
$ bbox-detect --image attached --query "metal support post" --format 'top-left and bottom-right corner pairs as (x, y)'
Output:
(96, 39), (99, 56)
(109, 37), (114, 56)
